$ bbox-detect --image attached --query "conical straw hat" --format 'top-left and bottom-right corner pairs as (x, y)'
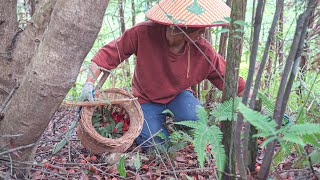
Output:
(146, 0), (231, 27)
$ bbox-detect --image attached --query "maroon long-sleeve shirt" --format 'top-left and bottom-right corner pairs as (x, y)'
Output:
(92, 21), (245, 104)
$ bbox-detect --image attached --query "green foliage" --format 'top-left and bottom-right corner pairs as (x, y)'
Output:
(239, 103), (277, 136)
(162, 109), (175, 117)
(134, 153), (142, 171)
(52, 121), (78, 154)
(210, 97), (240, 122)
(176, 106), (225, 179)
(239, 103), (320, 158)
(117, 156), (126, 177)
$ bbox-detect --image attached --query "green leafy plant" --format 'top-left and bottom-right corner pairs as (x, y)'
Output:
(210, 97), (241, 122)
(176, 106), (226, 179)
(239, 103), (320, 150)
(117, 155), (126, 177)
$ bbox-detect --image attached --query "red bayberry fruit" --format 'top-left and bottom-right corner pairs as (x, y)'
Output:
(91, 156), (97, 162)
(43, 163), (51, 169)
(113, 128), (117, 133)
(101, 122), (107, 127)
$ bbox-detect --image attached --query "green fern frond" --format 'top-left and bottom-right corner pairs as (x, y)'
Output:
(208, 125), (226, 174)
(193, 125), (209, 169)
(176, 106), (226, 177)
(273, 142), (295, 165)
(257, 92), (274, 115)
(175, 120), (201, 129)
(196, 105), (209, 123)
(260, 136), (278, 148)
(282, 133), (305, 146)
(288, 123), (320, 135)
(170, 130), (193, 143)
(302, 134), (320, 148)
(210, 97), (240, 121)
(238, 103), (277, 135)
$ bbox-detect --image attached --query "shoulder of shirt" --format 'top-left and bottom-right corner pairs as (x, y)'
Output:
(195, 38), (218, 55)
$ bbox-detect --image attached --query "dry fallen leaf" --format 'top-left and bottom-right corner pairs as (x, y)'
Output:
(176, 156), (187, 162)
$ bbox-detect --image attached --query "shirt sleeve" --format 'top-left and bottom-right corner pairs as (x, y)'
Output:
(207, 51), (246, 96)
(92, 26), (138, 70)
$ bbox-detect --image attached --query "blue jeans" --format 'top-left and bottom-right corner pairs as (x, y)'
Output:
(135, 90), (200, 149)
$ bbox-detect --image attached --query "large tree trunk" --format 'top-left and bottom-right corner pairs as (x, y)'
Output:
(0, 0), (19, 104)
(0, 0), (57, 110)
(221, 0), (247, 179)
(0, 0), (109, 175)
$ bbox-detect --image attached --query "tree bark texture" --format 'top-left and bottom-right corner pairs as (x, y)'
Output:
(0, 0), (109, 167)
(221, 0), (247, 179)
(0, 0), (18, 103)
(0, 0), (57, 108)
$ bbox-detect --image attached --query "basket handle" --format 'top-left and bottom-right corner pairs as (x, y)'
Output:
(63, 98), (138, 107)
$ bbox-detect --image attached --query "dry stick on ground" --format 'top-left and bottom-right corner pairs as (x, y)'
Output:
(234, 0), (266, 178)
(258, 1), (319, 179)
(0, 142), (38, 156)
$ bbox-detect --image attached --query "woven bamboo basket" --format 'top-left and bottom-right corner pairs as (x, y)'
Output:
(76, 88), (144, 154)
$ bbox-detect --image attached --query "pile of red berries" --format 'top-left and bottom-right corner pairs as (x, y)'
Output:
(92, 106), (130, 139)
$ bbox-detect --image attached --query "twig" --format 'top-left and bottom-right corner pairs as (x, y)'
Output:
(0, 142), (37, 156)
(0, 134), (23, 138)
(8, 153), (13, 177)
(0, 82), (20, 113)
(308, 156), (319, 180)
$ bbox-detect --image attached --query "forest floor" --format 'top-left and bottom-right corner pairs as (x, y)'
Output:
(1, 106), (319, 180)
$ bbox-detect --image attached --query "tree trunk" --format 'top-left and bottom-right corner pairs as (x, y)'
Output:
(221, 0), (247, 179)
(278, 3), (284, 65)
(298, 12), (314, 96)
(119, 0), (125, 35)
(118, 0), (131, 78)
(0, 0), (58, 110)
(218, 0), (232, 58)
(240, 0), (266, 176)
(131, 0), (136, 26)
(0, 0), (109, 176)
(0, 0), (18, 103)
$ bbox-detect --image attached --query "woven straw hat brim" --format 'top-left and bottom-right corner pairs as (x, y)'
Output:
(146, 0), (231, 27)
